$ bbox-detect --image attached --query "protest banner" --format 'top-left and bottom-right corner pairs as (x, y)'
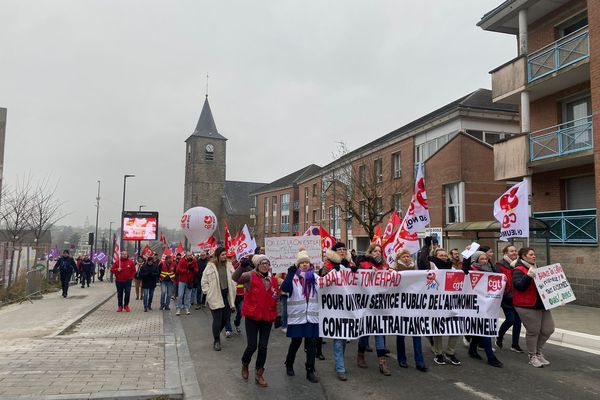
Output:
(265, 236), (322, 273)
(533, 263), (576, 310)
(318, 269), (504, 339)
(493, 179), (529, 241)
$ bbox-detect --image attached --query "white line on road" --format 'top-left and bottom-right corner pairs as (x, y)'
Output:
(454, 382), (503, 400)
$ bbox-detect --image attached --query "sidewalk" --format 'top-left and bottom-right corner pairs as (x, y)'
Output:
(0, 282), (200, 399)
(545, 303), (600, 353)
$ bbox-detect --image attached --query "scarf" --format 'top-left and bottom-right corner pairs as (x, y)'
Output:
(395, 260), (414, 271)
(519, 258), (537, 269)
(296, 267), (317, 300)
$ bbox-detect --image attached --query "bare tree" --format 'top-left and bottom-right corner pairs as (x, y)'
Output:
(0, 177), (34, 286)
(27, 178), (66, 261)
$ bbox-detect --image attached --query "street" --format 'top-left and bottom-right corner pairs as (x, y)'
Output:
(181, 308), (600, 400)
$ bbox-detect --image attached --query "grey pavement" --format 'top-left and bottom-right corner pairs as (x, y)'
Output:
(181, 304), (600, 400)
(0, 282), (199, 399)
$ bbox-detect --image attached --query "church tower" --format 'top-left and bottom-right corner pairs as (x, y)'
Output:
(183, 95), (227, 229)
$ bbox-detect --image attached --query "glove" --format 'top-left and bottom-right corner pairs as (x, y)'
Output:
(274, 316), (282, 329)
(287, 265), (298, 275)
(340, 259), (350, 268)
(527, 267), (537, 278)
(350, 266), (359, 273)
(333, 264), (341, 272)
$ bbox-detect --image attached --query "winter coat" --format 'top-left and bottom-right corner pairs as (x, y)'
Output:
(159, 261), (175, 282)
(176, 257), (199, 286)
(138, 262), (160, 289)
(321, 249), (354, 276)
(54, 256), (77, 275)
(201, 261), (236, 310)
(356, 254), (387, 270)
(79, 260), (94, 275)
(512, 259), (544, 309)
(497, 258), (517, 307)
(110, 258), (136, 282)
(429, 256), (453, 270)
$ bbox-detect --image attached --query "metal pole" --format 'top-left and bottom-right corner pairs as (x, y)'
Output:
(120, 174), (134, 251)
(93, 180), (100, 267)
(137, 205), (146, 257)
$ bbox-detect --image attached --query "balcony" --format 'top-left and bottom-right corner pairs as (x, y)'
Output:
(534, 209), (597, 244)
(530, 116), (593, 162)
(292, 223), (299, 233)
(280, 223), (290, 233)
(528, 27), (589, 83)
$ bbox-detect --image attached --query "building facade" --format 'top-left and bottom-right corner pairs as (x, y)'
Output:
(252, 89), (520, 252)
(481, 0), (600, 306)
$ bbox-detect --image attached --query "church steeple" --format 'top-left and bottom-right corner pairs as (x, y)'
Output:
(190, 96), (227, 141)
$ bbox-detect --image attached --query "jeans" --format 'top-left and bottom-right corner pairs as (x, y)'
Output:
(190, 288), (197, 305)
(499, 305), (522, 347)
(397, 336), (425, 368)
(359, 335), (386, 357)
(286, 337), (317, 371)
(134, 278), (142, 299)
(242, 318), (272, 369)
(432, 336), (459, 356)
(143, 287), (155, 310)
(81, 271), (91, 287)
(177, 282), (192, 310)
(196, 288), (204, 305)
(234, 295), (244, 327)
(281, 295), (288, 328)
(116, 280), (132, 307)
(211, 289), (231, 340)
(333, 339), (347, 373)
(160, 281), (173, 308)
(469, 337), (496, 361)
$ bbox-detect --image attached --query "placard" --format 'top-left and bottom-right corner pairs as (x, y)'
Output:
(265, 236), (322, 273)
(533, 263), (576, 310)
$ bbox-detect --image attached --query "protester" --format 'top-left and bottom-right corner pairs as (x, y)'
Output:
(54, 250), (77, 298)
(449, 248), (462, 269)
(201, 247), (236, 351)
(176, 251), (199, 315)
(496, 244), (524, 353)
(98, 263), (106, 282)
(467, 251), (503, 367)
(110, 250), (136, 312)
(75, 255), (82, 283)
(195, 251), (209, 309)
(394, 249), (427, 372)
(232, 253), (280, 387)
(233, 257), (251, 333)
(512, 247), (554, 368)
(79, 254), (94, 288)
(321, 241), (356, 381)
(282, 249), (320, 383)
(134, 256), (144, 300)
(139, 255), (160, 312)
(428, 248), (462, 366)
(417, 236), (438, 270)
(159, 255), (176, 310)
(355, 243), (391, 375)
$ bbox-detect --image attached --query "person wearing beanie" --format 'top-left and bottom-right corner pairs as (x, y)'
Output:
(495, 245), (524, 353)
(232, 252), (280, 387)
(319, 241), (356, 381)
(281, 249), (320, 383)
(355, 243), (392, 376)
(467, 251), (503, 368)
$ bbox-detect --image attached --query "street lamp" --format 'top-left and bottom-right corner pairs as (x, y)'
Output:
(93, 180), (101, 261)
(120, 174), (135, 251)
(108, 221), (115, 283)
(137, 205), (146, 256)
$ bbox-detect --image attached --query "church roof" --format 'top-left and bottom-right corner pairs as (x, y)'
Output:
(188, 96), (227, 141)
(250, 164), (322, 195)
(223, 180), (266, 215)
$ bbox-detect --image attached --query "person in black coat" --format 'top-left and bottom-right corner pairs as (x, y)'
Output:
(79, 255), (94, 288)
(54, 250), (77, 298)
(139, 255), (160, 311)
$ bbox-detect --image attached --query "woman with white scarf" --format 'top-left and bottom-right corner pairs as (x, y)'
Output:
(512, 247), (555, 368)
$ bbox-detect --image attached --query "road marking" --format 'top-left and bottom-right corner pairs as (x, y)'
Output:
(454, 382), (502, 400)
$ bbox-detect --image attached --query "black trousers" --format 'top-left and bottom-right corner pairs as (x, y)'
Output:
(316, 337), (323, 356)
(81, 271), (91, 287)
(211, 289), (231, 341)
(116, 280), (132, 307)
(286, 337), (317, 371)
(60, 273), (70, 297)
(242, 318), (272, 369)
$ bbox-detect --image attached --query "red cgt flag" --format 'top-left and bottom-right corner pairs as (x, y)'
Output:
(141, 244), (154, 258)
(176, 242), (184, 256)
(371, 224), (382, 245)
(319, 226), (336, 251)
(381, 211), (402, 246)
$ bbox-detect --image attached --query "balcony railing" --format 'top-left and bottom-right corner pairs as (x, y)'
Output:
(528, 27), (589, 83)
(292, 223), (299, 233)
(280, 223), (290, 233)
(534, 208), (597, 244)
(529, 116), (593, 161)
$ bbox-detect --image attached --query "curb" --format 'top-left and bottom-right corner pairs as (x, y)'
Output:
(171, 311), (203, 399)
(0, 388), (183, 400)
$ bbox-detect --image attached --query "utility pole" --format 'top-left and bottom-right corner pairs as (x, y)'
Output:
(93, 180), (100, 264)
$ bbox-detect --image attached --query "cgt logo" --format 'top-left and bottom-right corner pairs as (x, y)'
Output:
(444, 272), (465, 292)
(469, 272), (484, 289)
(487, 275), (504, 293)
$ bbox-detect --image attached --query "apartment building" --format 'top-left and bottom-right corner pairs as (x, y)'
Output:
(251, 89), (519, 251)
(480, 0), (600, 306)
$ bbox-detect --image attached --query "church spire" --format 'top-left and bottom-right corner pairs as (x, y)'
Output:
(191, 95), (227, 140)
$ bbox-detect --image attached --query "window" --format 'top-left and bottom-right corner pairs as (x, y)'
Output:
(392, 153), (401, 179)
(375, 197), (383, 215)
(281, 193), (290, 212)
(465, 130), (507, 145)
(558, 12), (588, 38)
(374, 159), (383, 183)
(264, 197), (269, 233)
(205, 143), (214, 161)
(281, 214), (290, 232)
(565, 176), (595, 209)
(271, 196), (277, 232)
(392, 193), (402, 212)
(304, 187), (309, 205)
(312, 209), (317, 223)
(312, 183), (317, 196)
(444, 182), (465, 224)
(187, 144), (192, 162)
(346, 212), (353, 230)
(359, 165), (366, 185)
(329, 206), (334, 231)
(359, 201), (367, 222)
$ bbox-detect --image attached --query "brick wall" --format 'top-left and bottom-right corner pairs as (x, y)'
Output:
(530, 82), (590, 132)
(528, 0), (587, 53)
(531, 164), (594, 211)
(550, 244), (600, 306)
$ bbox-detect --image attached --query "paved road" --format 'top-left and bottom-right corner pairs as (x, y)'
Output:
(181, 308), (600, 400)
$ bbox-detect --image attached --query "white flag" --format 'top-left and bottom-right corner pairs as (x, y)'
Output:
(493, 180), (529, 241)
(402, 164), (430, 234)
(236, 224), (257, 261)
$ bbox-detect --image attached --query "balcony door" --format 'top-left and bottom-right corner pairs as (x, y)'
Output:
(563, 96), (592, 151)
(565, 175), (595, 210)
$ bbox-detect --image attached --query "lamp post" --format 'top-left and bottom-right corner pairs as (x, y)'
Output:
(93, 179), (101, 262)
(120, 174), (135, 251)
(108, 221), (115, 283)
(137, 205), (146, 257)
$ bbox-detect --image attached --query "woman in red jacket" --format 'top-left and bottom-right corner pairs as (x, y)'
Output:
(512, 247), (555, 368)
(495, 244), (524, 352)
(110, 250), (136, 312)
(232, 254), (280, 387)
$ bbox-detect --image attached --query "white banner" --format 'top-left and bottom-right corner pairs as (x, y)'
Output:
(236, 225), (257, 261)
(533, 263), (576, 310)
(494, 179), (529, 241)
(319, 269), (504, 339)
(265, 236), (322, 273)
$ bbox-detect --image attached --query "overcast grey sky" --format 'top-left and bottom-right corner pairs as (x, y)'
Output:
(1, 0), (515, 230)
